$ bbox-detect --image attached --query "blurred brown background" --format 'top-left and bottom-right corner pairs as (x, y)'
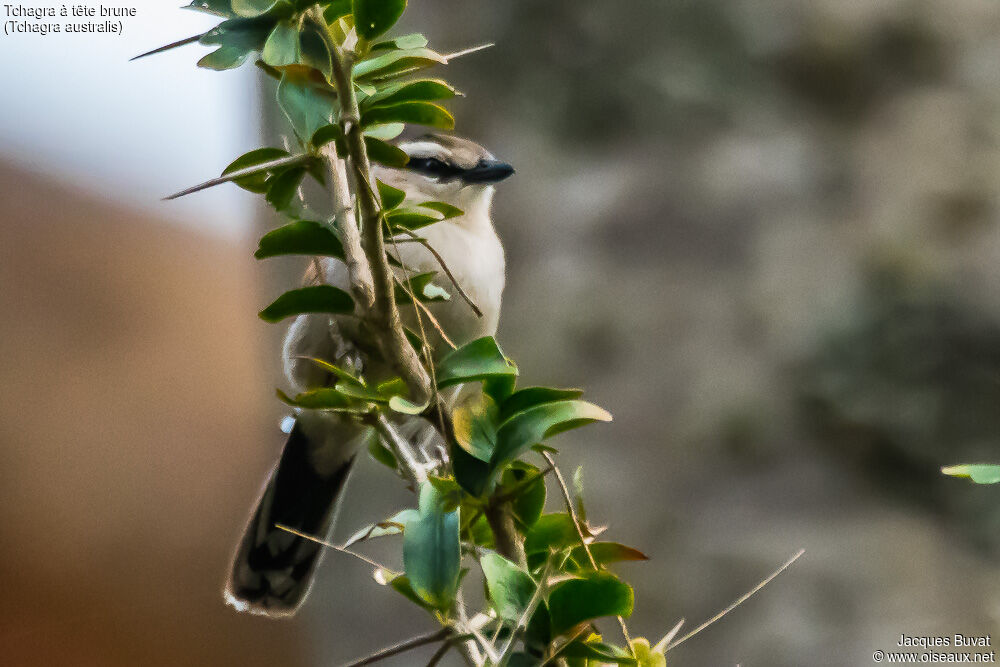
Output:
(3, 0), (1000, 665)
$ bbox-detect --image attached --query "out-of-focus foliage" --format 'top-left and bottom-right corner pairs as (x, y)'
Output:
(798, 269), (1000, 549)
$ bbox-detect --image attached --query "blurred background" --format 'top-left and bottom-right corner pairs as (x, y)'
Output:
(3, 0), (1000, 664)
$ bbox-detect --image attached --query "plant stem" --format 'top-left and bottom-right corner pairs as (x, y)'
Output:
(319, 143), (374, 309)
(307, 7), (432, 404)
(485, 500), (526, 567)
(343, 627), (451, 666)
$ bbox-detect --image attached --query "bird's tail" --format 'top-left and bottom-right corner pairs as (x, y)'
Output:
(224, 415), (360, 616)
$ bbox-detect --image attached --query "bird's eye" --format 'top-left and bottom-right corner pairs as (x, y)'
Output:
(406, 157), (459, 179)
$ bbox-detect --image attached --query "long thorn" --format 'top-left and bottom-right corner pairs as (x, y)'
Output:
(163, 154), (312, 200)
(396, 228), (483, 318)
(274, 524), (387, 570)
(130, 33), (203, 61)
(665, 549), (806, 652)
(341, 628), (451, 667)
(444, 43), (494, 61)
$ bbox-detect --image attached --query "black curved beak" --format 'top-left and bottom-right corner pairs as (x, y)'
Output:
(461, 159), (515, 184)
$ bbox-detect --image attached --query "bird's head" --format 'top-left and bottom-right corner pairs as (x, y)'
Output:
(373, 134), (514, 220)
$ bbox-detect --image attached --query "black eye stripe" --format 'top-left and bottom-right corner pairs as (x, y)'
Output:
(406, 156), (465, 180)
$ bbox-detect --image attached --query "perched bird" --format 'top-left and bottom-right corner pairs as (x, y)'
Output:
(225, 134), (514, 616)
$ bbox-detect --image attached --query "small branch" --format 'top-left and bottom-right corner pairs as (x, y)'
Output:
(485, 501), (526, 567)
(342, 627), (451, 667)
(374, 413), (428, 487)
(309, 6), (433, 404)
(163, 154), (312, 200)
(396, 228), (483, 318)
(665, 549), (806, 652)
(320, 144), (375, 309)
(406, 289), (458, 350)
(425, 638), (455, 667)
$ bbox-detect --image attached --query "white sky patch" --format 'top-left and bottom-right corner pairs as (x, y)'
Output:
(0, 1), (258, 238)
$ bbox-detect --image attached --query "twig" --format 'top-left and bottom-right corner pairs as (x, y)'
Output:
(496, 560), (553, 666)
(308, 6), (433, 404)
(405, 287), (458, 349)
(163, 154), (312, 200)
(374, 414), (428, 487)
(341, 627), (451, 667)
(274, 524), (386, 570)
(320, 143), (375, 309)
(665, 549), (806, 652)
(425, 639), (453, 667)
(396, 228), (483, 318)
(542, 451), (633, 653)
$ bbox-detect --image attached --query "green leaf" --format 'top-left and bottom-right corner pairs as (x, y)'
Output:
(525, 603), (552, 653)
(630, 638), (667, 667)
(386, 207), (444, 231)
(374, 571), (437, 610)
(394, 272), (450, 304)
(491, 400), (612, 470)
(364, 123), (405, 141)
(255, 220), (345, 260)
(298, 23), (332, 79)
(261, 20), (298, 66)
(942, 464), (1000, 484)
(561, 640), (637, 665)
(222, 147), (291, 193)
(323, 0), (352, 22)
(353, 47), (448, 81)
(500, 387), (585, 422)
(451, 443), (493, 497)
(197, 15), (276, 69)
(300, 357), (365, 388)
(232, 0), (280, 18)
(377, 179), (406, 209)
(418, 201), (464, 220)
(388, 395), (429, 415)
(403, 481), (461, 609)
(436, 337), (517, 388)
(569, 542), (650, 568)
(452, 392), (499, 462)
(481, 553), (536, 622)
(312, 123), (344, 148)
(276, 387), (352, 410)
(185, 0), (234, 16)
(548, 573), (634, 637)
(259, 285), (354, 322)
(368, 437), (398, 469)
(363, 102), (455, 130)
(362, 78), (458, 110)
(365, 137), (409, 167)
(264, 166), (306, 212)
(524, 513), (585, 554)
(198, 45), (254, 70)
(277, 71), (337, 141)
(503, 464), (546, 528)
(372, 33), (428, 51)
(352, 0), (406, 40)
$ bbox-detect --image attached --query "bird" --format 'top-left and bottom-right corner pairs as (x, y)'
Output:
(225, 134), (514, 616)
